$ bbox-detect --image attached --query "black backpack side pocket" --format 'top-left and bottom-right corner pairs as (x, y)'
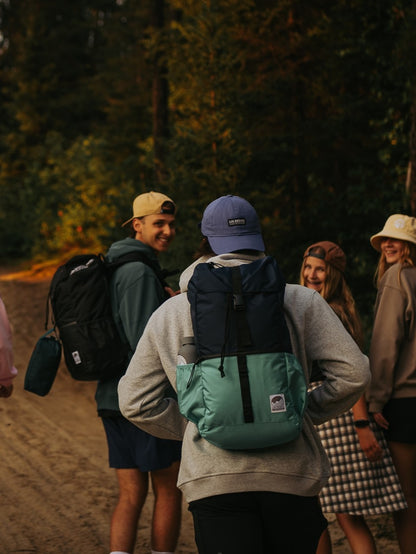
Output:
(24, 328), (62, 396)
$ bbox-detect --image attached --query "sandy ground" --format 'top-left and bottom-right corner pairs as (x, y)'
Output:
(0, 264), (401, 553)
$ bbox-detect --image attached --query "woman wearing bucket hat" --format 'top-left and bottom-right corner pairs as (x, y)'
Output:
(368, 214), (416, 554)
(300, 241), (407, 554)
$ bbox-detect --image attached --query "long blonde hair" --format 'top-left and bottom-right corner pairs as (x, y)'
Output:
(300, 248), (363, 348)
(375, 240), (416, 286)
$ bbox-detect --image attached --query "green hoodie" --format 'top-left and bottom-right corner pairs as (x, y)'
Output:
(95, 237), (166, 415)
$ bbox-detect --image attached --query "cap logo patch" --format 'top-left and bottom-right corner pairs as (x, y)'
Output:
(394, 218), (406, 230)
(228, 218), (246, 227)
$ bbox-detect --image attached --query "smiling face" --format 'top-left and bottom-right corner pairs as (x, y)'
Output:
(380, 237), (405, 265)
(133, 213), (176, 253)
(303, 256), (327, 293)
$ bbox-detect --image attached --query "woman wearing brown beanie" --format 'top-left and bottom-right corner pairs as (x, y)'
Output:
(300, 241), (406, 554)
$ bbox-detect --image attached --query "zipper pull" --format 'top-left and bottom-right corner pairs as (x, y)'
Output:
(186, 362), (197, 388)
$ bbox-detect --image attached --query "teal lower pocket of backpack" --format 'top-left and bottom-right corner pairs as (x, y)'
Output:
(176, 352), (307, 450)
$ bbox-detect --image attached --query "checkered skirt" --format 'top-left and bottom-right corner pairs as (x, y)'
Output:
(316, 409), (407, 515)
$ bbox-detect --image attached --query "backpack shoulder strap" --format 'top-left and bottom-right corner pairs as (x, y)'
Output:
(105, 251), (175, 291)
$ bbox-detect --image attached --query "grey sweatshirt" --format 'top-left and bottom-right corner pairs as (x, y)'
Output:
(118, 253), (370, 503)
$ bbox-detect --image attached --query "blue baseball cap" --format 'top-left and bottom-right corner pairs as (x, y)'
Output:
(201, 195), (265, 255)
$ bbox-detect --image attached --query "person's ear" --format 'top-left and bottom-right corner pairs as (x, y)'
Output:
(132, 218), (143, 238)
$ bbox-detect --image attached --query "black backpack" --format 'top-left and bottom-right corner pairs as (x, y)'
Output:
(48, 252), (171, 381)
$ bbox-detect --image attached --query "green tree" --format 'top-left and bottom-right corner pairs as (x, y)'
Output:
(0, 0), (413, 334)
(0, 0), (114, 257)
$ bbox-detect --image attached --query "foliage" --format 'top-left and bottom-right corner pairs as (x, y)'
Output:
(0, 0), (414, 340)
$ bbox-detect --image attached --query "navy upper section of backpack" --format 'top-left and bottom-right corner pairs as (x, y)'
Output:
(187, 256), (292, 358)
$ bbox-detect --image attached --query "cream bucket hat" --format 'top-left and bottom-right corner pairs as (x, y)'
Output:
(370, 214), (416, 252)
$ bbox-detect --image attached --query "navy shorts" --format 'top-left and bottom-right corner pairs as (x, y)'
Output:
(383, 397), (416, 443)
(102, 415), (182, 471)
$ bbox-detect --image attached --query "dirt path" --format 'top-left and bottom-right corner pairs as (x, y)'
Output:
(0, 265), (400, 553)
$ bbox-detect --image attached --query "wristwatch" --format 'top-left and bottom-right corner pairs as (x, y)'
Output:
(354, 419), (370, 428)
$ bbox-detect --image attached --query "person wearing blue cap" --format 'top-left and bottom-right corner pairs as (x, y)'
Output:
(118, 195), (370, 554)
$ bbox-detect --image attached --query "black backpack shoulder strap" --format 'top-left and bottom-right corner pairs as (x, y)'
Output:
(105, 251), (174, 290)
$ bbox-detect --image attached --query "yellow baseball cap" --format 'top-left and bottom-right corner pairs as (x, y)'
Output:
(122, 191), (176, 227)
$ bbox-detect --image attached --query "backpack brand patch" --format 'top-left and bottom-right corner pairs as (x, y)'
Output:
(270, 394), (286, 413)
(228, 217), (246, 226)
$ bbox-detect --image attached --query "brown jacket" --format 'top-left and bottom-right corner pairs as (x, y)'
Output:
(367, 263), (416, 413)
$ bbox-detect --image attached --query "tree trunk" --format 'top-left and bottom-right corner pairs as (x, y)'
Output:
(407, 88), (416, 216)
(151, 0), (169, 185)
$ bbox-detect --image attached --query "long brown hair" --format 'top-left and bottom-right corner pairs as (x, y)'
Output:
(193, 237), (215, 260)
(300, 247), (364, 348)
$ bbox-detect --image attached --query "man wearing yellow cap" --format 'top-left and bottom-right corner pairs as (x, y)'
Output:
(96, 191), (181, 554)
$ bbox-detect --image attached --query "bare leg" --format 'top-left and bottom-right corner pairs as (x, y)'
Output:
(316, 527), (332, 554)
(388, 441), (416, 554)
(150, 460), (182, 552)
(336, 513), (377, 554)
(110, 468), (149, 553)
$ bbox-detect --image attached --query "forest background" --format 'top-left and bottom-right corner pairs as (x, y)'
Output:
(1, 0), (416, 344)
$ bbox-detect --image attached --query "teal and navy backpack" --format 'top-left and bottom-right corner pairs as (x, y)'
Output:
(176, 256), (308, 450)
